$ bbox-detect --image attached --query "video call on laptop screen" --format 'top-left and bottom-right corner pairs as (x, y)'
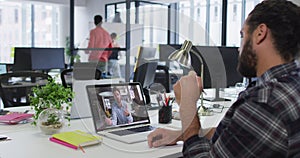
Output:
(86, 83), (150, 131)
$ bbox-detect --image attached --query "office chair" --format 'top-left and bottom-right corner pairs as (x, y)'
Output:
(0, 71), (51, 108)
(60, 68), (102, 89)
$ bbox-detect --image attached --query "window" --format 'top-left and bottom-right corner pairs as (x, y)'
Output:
(227, 0), (242, 47)
(0, 9), (2, 25)
(214, 5), (218, 21)
(226, 0), (263, 47)
(178, 0), (222, 46)
(14, 9), (18, 23)
(233, 4), (237, 21)
(0, 1), (63, 63)
(105, 1), (168, 53)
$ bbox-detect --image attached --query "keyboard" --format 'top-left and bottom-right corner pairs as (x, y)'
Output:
(109, 125), (156, 136)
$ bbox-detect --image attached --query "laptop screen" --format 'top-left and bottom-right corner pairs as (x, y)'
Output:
(0, 64), (7, 74)
(86, 82), (150, 132)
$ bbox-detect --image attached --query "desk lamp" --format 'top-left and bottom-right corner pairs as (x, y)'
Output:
(168, 40), (204, 109)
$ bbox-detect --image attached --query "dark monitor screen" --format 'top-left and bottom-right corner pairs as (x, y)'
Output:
(134, 46), (157, 70)
(31, 48), (65, 70)
(133, 62), (158, 105)
(159, 44), (177, 62)
(193, 46), (243, 88)
(218, 46), (243, 87)
(13, 48), (32, 71)
(13, 47), (65, 71)
(133, 62), (158, 89)
(159, 44), (209, 86)
(133, 46), (158, 89)
(159, 44), (243, 88)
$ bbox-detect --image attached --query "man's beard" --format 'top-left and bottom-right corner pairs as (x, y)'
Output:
(237, 39), (257, 78)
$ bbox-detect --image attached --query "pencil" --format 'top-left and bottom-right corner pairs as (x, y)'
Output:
(79, 145), (85, 153)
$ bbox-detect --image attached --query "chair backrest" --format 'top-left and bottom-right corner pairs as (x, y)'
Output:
(60, 68), (102, 89)
(60, 68), (73, 88)
(0, 71), (51, 108)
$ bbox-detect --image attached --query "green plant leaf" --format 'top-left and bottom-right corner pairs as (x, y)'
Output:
(29, 77), (74, 126)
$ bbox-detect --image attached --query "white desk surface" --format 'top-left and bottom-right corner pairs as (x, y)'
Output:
(0, 88), (237, 158)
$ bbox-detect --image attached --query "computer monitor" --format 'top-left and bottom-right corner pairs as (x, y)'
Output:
(193, 46), (242, 101)
(133, 46), (158, 104)
(218, 46), (243, 87)
(134, 46), (158, 71)
(13, 47), (65, 72)
(159, 44), (176, 62)
(159, 44), (211, 87)
(133, 62), (158, 105)
(159, 44), (243, 101)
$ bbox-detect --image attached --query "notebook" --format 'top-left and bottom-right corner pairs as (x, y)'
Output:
(50, 130), (102, 150)
(86, 82), (155, 144)
(0, 113), (33, 124)
(71, 78), (124, 119)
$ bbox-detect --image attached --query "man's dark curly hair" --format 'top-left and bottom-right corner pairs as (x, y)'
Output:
(246, 0), (300, 61)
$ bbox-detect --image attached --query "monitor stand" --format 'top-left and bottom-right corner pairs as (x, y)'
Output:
(203, 87), (231, 102)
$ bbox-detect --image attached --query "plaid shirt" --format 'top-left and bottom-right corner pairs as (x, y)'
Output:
(183, 61), (300, 157)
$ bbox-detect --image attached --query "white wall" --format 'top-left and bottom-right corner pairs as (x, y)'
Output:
(74, 6), (89, 48)
(85, 0), (122, 20)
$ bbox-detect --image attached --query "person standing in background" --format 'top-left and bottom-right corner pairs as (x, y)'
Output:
(108, 32), (121, 78)
(86, 15), (112, 75)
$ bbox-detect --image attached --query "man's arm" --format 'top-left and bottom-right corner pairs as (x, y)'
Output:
(182, 97), (288, 157)
(124, 103), (133, 123)
(111, 105), (117, 126)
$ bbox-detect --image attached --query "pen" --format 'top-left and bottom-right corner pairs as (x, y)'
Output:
(79, 145), (85, 153)
(164, 93), (167, 102)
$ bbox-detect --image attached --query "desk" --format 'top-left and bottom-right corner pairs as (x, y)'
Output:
(0, 89), (236, 158)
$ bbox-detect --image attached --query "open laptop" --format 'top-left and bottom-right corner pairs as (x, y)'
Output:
(71, 78), (124, 119)
(86, 82), (155, 144)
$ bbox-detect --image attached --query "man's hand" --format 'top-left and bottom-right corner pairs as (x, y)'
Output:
(147, 128), (182, 148)
(174, 71), (203, 141)
(173, 71), (202, 105)
(124, 108), (130, 117)
(105, 117), (112, 125)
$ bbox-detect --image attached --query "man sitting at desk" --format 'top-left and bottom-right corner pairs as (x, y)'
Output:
(107, 87), (133, 126)
(148, 0), (300, 157)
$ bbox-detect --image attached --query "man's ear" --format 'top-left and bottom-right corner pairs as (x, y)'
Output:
(255, 24), (268, 44)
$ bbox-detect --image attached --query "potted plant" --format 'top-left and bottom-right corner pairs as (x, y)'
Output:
(65, 36), (80, 64)
(29, 77), (74, 134)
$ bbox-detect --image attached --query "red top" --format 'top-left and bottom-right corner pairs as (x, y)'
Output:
(87, 26), (112, 62)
